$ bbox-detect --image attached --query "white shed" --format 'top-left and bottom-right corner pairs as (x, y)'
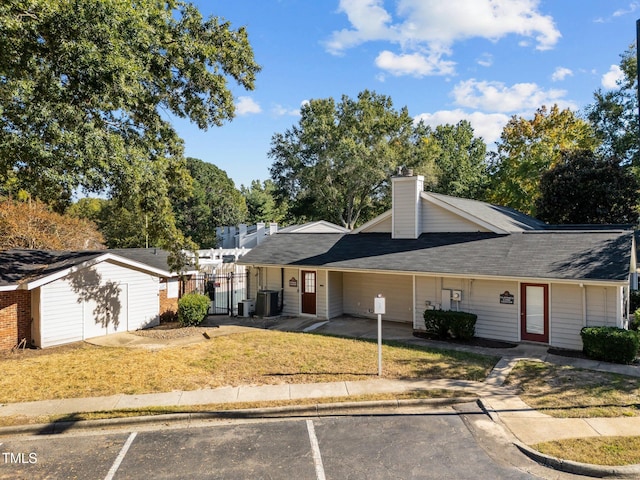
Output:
(0, 250), (173, 349)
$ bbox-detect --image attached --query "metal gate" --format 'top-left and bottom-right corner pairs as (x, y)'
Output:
(204, 265), (250, 316)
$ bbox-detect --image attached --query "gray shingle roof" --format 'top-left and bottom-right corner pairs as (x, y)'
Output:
(0, 250), (105, 287)
(238, 230), (633, 282)
(425, 192), (547, 232)
(0, 248), (175, 288)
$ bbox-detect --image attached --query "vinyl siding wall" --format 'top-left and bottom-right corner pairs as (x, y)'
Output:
(282, 268), (299, 316)
(422, 202), (490, 233)
(37, 261), (160, 348)
(342, 272), (413, 322)
(392, 180), (419, 239)
(362, 216), (392, 233)
(328, 271), (344, 318)
(414, 276), (519, 342)
(468, 279), (519, 342)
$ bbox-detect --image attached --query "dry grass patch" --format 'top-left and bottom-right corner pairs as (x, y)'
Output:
(0, 330), (496, 403)
(533, 436), (640, 466)
(505, 360), (640, 417)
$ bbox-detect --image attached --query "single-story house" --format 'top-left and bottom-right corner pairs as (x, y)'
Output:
(0, 248), (196, 350)
(238, 173), (638, 351)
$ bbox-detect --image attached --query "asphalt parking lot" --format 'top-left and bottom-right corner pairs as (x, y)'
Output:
(0, 410), (545, 480)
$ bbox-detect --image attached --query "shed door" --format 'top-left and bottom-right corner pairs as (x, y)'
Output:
(301, 271), (316, 315)
(84, 283), (128, 338)
(520, 283), (549, 343)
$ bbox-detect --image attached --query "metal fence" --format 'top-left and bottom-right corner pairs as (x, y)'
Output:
(184, 264), (250, 316)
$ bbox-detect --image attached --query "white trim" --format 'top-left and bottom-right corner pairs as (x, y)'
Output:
(24, 253), (172, 290)
(422, 192), (509, 234)
(0, 285), (18, 292)
(244, 263), (628, 288)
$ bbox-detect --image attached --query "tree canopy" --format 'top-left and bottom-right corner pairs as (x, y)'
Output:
(535, 150), (638, 225)
(487, 105), (599, 216)
(419, 120), (488, 199)
(0, 199), (104, 250)
(241, 179), (288, 225)
(173, 158), (248, 248)
(585, 45), (639, 168)
(270, 90), (437, 229)
(0, 0), (259, 266)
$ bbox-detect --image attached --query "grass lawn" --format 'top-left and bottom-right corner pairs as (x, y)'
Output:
(533, 437), (640, 467)
(504, 360), (640, 418)
(0, 330), (498, 404)
(506, 359), (640, 466)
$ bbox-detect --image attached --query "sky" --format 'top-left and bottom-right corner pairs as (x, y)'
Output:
(169, 0), (639, 189)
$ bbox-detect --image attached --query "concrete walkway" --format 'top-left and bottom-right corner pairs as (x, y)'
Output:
(2, 315), (640, 476)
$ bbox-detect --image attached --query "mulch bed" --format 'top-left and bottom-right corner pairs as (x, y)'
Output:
(412, 330), (517, 349)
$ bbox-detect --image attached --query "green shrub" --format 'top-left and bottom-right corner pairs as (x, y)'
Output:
(632, 309), (640, 331)
(177, 293), (210, 326)
(630, 290), (640, 316)
(450, 314), (476, 340)
(423, 310), (477, 341)
(580, 326), (639, 364)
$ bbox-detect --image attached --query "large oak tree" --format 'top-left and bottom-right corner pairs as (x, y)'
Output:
(269, 90), (434, 229)
(487, 105), (599, 216)
(0, 0), (259, 267)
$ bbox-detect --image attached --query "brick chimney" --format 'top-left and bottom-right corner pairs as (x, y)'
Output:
(391, 169), (424, 239)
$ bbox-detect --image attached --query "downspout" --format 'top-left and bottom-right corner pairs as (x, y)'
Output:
(580, 283), (586, 327)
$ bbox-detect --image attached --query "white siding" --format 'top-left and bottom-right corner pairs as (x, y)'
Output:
(316, 270), (328, 319)
(414, 276), (518, 342)
(343, 272), (413, 322)
(95, 261), (158, 331)
(37, 261), (160, 348)
(392, 176), (422, 239)
(40, 279), (84, 348)
(468, 279), (519, 342)
(586, 285), (618, 327)
(328, 271), (344, 318)
(282, 267), (299, 316)
(422, 201), (490, 233)
(361, 215), (392, 233)
(262, 266), (285, 314)
(549, 283), (584, 350)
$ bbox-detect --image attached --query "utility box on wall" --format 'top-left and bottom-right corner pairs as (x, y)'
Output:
(441, 290), (451, 311)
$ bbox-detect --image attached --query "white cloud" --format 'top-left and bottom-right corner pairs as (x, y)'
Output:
(414, 109), (509, 144)
(613, 2), (639, 17)
(235, 96), (262, 115)
(601, 64), (624, 89)
(272, 104), (301, 117)
(477, 53), (493, 67)
(374, 50), (455, 77)
(551, 66), (573, 82)
(451, 79), (574, 113)
(326, 0), (561, 76)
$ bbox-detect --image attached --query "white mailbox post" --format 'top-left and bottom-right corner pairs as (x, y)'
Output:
(374, 294), (386, 376)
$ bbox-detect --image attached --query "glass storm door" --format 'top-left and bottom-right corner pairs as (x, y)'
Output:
(520, 284), (549, 343)
(301, 271), (316, 315)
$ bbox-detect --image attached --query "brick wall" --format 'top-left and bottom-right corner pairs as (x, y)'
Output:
(0, 291), (31, 350)
(159, 288), (178, 322)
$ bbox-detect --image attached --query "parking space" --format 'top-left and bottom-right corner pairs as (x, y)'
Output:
(0, 413), (540, 480)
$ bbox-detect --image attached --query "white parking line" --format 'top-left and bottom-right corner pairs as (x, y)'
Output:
(104, 432), (137, 480)
(306, 420), (326, 480)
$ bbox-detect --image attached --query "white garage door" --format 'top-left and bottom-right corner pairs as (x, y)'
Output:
(83, 283), (129, 338)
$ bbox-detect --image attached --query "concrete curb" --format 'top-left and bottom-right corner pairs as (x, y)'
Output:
(513, 441), (640, 478)
(0, 397), (477, 437)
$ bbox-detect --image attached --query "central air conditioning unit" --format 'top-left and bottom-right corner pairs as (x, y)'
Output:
(451, 290), (462, 302)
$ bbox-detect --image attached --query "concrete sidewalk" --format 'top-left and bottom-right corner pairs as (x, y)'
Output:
(2, 315), (640, 476)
